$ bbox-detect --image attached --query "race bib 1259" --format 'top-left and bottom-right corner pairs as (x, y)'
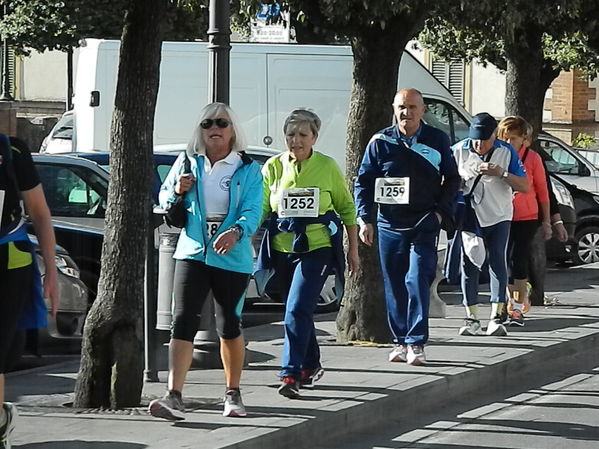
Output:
(374, 177), (410, 205)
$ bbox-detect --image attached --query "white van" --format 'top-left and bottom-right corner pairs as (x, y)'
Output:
(65, 39), (470, 171)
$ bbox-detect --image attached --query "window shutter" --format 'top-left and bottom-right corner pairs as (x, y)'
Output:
(430, 56), (465, 106)
(0, 45), (16, 96)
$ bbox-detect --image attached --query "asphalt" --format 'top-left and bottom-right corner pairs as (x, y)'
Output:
(7, 262), (599, 449)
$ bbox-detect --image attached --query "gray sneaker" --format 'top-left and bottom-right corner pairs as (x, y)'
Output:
(458, 318), (484, 336)
(149, 391), (185, 421)
(0, 403), (17, 449)
(223, 389), (247, 417)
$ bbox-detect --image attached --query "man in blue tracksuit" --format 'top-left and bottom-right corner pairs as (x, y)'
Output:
(355, 88), (460, 365)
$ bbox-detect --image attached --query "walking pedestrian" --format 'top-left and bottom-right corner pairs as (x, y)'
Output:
(256, 109), (359, 399)
(453, 113), (529, 337)
(149, 103), (263, 419)
(354, 88), (460, 365)
(0, 135), (59, 449)
(497, 116), (551, 326)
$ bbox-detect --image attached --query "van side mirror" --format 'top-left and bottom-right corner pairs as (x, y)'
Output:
(90, 91), (100, 107)
(579, 164), (591, 176)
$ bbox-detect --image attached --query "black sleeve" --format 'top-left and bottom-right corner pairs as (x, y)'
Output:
(10, 137), (40, 191)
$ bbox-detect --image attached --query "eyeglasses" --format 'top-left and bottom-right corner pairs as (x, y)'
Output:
(200, 118), (231, 129)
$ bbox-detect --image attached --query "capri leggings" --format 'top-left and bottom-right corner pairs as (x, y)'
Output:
(171, 259), (250, 341)
(0, 242), (34, 373)
(508, 220), (540, 282)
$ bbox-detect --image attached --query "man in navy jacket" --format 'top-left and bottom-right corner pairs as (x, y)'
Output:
(355, 88), (460, 365)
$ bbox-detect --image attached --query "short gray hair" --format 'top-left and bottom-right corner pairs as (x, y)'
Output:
(187, 102), (248, 156)
(283, 109), (321, 136)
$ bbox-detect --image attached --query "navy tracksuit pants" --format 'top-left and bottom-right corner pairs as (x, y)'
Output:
(378, 214), (439, 346)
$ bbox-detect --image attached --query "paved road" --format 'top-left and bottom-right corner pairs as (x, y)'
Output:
(317, 366), (599, 449)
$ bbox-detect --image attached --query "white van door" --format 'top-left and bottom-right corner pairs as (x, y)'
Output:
(266, 52), (353, 168)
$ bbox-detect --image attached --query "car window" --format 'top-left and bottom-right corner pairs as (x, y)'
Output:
(52, 115), (74, 140)
(538, 139), (581, 175)
(423, 99), (470, 144)
(36, 164), (109, 218)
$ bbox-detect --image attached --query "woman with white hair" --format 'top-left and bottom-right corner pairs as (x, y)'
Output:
(150, 102), (263, 419)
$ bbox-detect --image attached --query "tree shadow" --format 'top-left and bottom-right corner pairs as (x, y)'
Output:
(17, 442), (147, 449)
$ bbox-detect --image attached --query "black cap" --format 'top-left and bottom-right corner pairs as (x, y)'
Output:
(469, 113), (497, 140)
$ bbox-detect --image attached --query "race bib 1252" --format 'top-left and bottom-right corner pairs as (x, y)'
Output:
(278, 188), (320, 218)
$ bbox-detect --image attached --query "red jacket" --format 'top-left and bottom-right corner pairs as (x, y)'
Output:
(512, 146), (549, 221)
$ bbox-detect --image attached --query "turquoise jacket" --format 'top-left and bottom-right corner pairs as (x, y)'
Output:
(159, 151), (263, 274)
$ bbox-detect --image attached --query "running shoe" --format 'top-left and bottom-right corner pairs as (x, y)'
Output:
(486, 316), (508, 336)
(278, 376), (301, 399)
(0, 403), (17, 449)
(388, 345), (408, 362)
(507, 309), (525, 327)
(458, 318), (484, 336)
(148, 390), (185, 421)
(299, 367), (324, 387)
(223, 389), (247, 417)
(407, 345), (426, 366)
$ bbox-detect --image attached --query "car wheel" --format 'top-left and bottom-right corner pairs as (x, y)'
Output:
(573, 226), (599, 265)
(80, 269), (99, 308)
(316, 276), (339, 313)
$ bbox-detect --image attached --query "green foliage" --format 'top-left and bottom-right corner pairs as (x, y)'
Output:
(0, 0), (209, 54)
(573, 132), (597, 149)
(419, 1), (599, 77)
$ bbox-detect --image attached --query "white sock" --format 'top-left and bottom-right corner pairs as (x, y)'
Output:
(464, 305), (478, 320)
(490, 302), (504, 319)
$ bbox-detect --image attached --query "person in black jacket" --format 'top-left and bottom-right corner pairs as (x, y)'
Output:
(0, 135), (58, 449)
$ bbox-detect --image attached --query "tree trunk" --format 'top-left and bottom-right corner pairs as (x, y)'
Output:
(504, 24), (544, 134)
(336, 21), (422, 343)
(74, 0), (166, 409)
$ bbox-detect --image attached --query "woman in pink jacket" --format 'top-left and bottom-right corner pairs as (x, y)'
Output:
(497, 116), (551, 326)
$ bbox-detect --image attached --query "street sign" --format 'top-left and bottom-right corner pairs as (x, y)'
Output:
(249, 3), (290, 43)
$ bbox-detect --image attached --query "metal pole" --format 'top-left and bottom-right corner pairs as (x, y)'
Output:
(0, 2), (14, 102)
(207, 0), (230, 104)
(66, 47), (74, 110)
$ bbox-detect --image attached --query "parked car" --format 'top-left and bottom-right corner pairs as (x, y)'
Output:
(8, 236), (87, 369)
(536, 133), (599, 194)
(576, 148), (599, 169)
(39, 110), (74, 154)
(551, 174), (599, 265)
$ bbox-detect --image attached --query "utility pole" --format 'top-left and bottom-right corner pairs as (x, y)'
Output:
(0, 1), (14, 101)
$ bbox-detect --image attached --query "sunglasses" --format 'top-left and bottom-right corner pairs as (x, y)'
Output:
(200, 118), (231, 129)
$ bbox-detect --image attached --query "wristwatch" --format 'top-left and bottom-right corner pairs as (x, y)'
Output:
(228, 224), (244, 240)
(501, 170), (509, 179)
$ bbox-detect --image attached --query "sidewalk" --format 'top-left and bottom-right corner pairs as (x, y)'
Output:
(8, 262), (599, 449)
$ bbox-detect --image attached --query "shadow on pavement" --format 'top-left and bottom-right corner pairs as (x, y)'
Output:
(17, 442), (147, 448)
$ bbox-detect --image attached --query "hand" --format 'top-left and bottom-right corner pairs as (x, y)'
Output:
(553, 222), (568, 243)
(359, 223), (374, 246)
(478, 162), (504, 177)
(542, 221), (553, 240)
(213, 229), (239, 255)
(175, 174), (196, 194)
(44, 267), (59, 318)
(346, 247), (360, 275)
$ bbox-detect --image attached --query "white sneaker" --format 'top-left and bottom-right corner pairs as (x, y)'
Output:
(407, 345), (426, 366)
(486, 316), (508, 336)
(223, 389), (247, 417)
(458, 318), (484, 336)
(0, 403), (17, 449)
(388, 345), (408, 362)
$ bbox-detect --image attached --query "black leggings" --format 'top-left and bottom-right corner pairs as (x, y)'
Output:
(0, 242), (33, 373)
(508, 220), (540, 282)
(171, 259), (249, 341)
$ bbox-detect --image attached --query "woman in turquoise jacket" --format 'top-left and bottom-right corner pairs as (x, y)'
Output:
(150, 103), (262, 420)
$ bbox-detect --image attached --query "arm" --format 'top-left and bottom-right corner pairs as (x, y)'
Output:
(480, 146), (529, 193)
(158, 152), (193, 208)
(436, 136), (461, 225)
(22, 185), (59, 316)
(532, 154), (552, 239)
(354, 141), (381, 246)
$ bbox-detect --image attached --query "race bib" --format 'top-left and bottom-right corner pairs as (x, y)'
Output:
(206, 217), (224, 239)
(278, 188), (320, 218)
(374, 177), (410, 204)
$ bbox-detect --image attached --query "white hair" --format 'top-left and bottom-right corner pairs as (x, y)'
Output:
(186, 102), (248, 156)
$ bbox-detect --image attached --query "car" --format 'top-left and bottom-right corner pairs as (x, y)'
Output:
(39, 110), (74, 154)
(536, 133), (599, 194)
(8, 236), (87, 369)
(576, 148), (599, 169)
(551, 174), (599, 265)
